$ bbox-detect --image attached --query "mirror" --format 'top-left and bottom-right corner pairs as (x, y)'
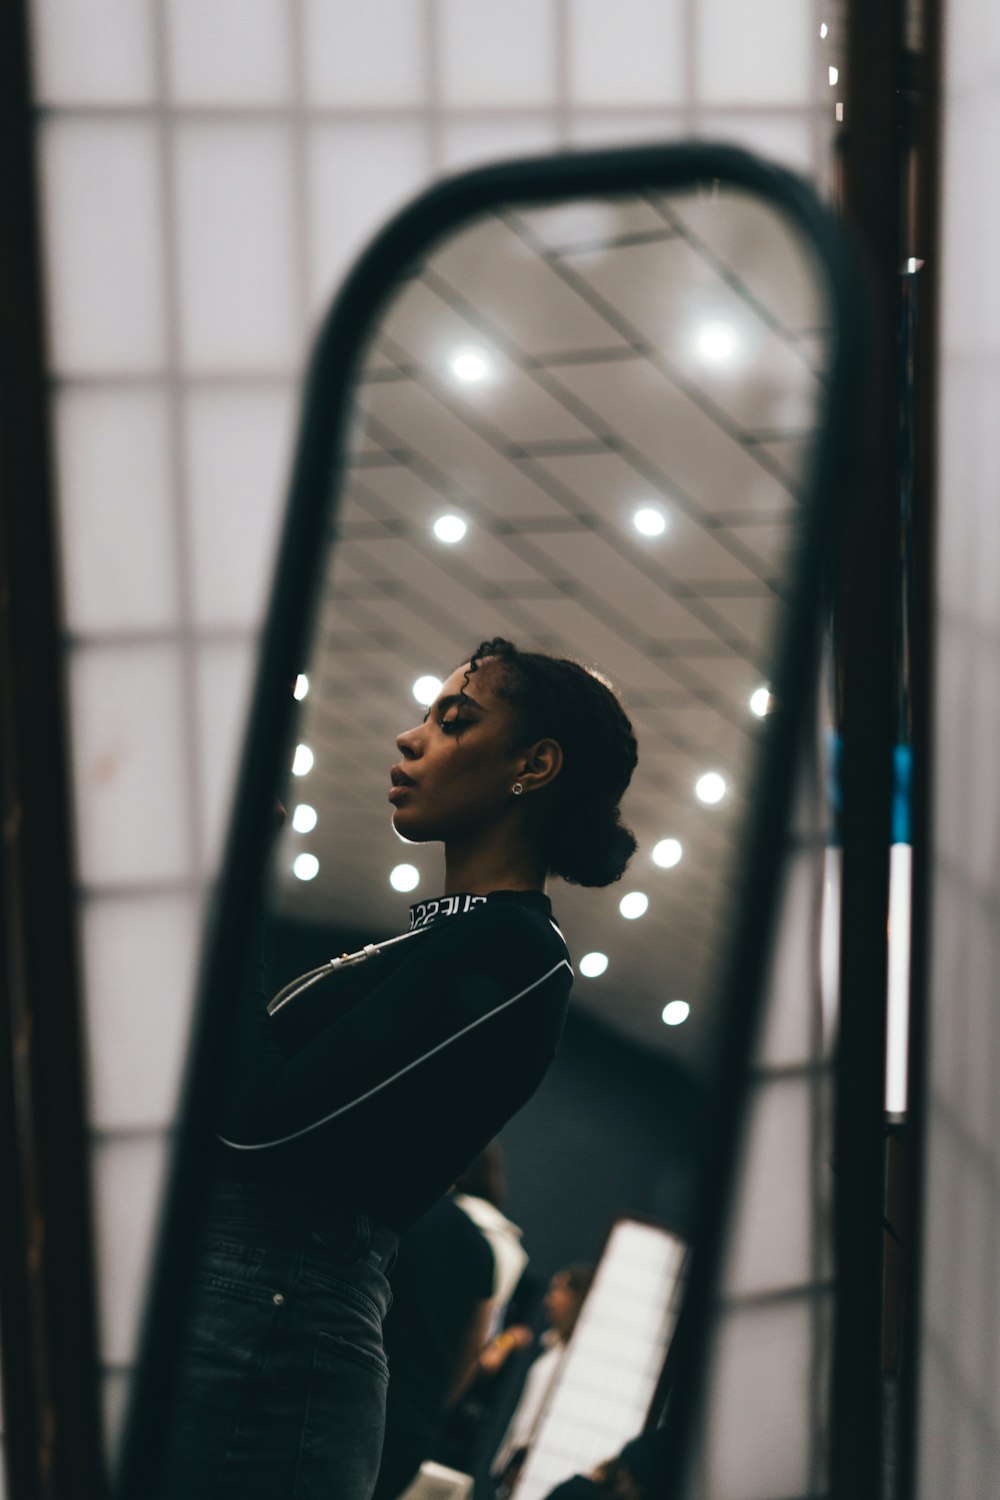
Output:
(117, 147), (859, 1500)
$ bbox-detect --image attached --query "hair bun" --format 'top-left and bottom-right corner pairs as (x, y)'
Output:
(548, 803), (637, 888)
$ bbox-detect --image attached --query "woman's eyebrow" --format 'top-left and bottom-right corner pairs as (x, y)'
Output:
(436, 691), (486, 713)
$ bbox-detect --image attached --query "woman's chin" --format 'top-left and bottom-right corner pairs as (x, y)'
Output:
(390, 810), (430, 845)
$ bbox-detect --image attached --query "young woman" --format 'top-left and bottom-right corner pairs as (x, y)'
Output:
(164, 637), (638, 1500)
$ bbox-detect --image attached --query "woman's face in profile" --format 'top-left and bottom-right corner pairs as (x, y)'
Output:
(389, 660), (525, 845)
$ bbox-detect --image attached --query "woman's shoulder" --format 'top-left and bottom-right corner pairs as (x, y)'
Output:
(471, 892), (569, 955)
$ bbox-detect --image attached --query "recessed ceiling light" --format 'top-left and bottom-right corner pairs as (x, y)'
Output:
(662, 999), (690, 1026)
(389, 863), (420, 892)
(293, 673), (310, 700)
(451, 349), (489, 382)
(695, 771), (726, 804)
(579, 951), (609, 978)
(820, 21), (828, 38)
(652, 838), (683, 868)
(633, 506), (668, 537)
(696, 321), (739, 363)
(293, 852), (319, 881)
(291, 803), (317, 833)
(619, 891), (649, 920)
(433, 513), (468, 544)
(750, 686), (772, 718)
(292, 743), (314, 776)
(829, 65), (839, 85)
(413, 675), (443, 707)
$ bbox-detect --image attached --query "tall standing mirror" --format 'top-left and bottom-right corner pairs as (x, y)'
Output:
(117, 147), (860, 1500)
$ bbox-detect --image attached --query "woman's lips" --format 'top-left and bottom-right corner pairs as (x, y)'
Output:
(388, 766), (416, 802)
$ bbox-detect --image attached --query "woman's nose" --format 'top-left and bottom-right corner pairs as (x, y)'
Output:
(396, 724), (422, 758)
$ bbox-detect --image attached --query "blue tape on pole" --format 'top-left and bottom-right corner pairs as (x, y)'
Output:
(892, 742), (912, 845)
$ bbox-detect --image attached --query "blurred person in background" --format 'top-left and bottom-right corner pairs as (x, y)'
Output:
(452, 1142), (528, 1336)
(373, 1190), (496, 1499)
(490, 1263), (595, 1497)
(541, 1432), (665, 1500)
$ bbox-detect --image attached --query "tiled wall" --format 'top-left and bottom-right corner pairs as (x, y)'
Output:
(23, 0), (835, 1480)
(917, 3), (1000, 1494)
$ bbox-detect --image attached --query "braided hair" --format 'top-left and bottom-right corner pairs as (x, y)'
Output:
(462, 637), (638, 888)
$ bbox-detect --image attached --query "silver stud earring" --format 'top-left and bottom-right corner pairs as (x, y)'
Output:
(512, 782), (524, 796)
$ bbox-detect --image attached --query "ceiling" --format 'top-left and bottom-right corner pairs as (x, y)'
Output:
(272, 182), (830, 1072)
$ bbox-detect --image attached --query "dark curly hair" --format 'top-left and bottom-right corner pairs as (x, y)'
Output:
(462, 637), (638, 888)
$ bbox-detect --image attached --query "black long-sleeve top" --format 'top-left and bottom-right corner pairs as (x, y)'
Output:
(214, 889), (573, 1231)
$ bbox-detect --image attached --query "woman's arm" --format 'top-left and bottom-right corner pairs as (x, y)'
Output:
(218, 903), (570, 1151)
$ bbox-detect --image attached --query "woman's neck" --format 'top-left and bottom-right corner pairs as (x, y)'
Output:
(444, 836), (547, 897)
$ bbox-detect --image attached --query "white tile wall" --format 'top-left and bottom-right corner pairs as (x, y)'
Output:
(919, 0), (1000, 1488)
(39, 122), (168, 373)
(164, 0), (294, 106)
(31, 0), (156, 105)
(54, 388), (180, 633)
(67, 646), (193, 886)
(568, 0), (687, 107)
(25, 0), (837, 1480)
(438, 0), (558, 106)
(303, 0), (429, 107)
(173, 123), (301, 371)
(183, 386), (296, 628)
(699, 1300), (817, 1498)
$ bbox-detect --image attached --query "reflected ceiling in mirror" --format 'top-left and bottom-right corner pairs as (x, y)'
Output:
(272, 186), (830, 1070)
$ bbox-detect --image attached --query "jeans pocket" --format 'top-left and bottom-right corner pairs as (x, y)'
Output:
(307, 1212), (367, 1267)
(293, 1330), (389, 1500)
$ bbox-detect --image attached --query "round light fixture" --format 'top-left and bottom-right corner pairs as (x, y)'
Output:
(697, 321), (739, 363)
(652, 838), (683, 869)
(619, 891), (649, 920)
(389, 863), (420, 893)
(413, 675), (443, 707)
(292, 743), (314, 777)
(451, 349), (489, 382)
(579, 951), (609, 979)
(433, 513), (468, 545)
(633, 506), (667, 537)
(695, 771), (726, 805)
(293, 673), (309, 701)
(291, 803), (317, 833)
(293, 852), (319, 881)
(662, 999), (690, 1026)
(750, 686), (772, 718)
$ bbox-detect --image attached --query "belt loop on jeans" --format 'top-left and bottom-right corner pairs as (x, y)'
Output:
(355, 1211), (372, 1263)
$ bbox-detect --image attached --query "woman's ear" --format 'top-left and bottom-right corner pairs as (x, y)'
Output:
(517, 738), (563, 794)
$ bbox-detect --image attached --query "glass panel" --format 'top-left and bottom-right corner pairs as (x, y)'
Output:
(438, 0), (557, 106)
(30, 0), (155, 105)
(54, 388), (180, 634)
(68, 646), (192, 885)
(694, 0), (813, 106)
(81, 895), (200, 1130)
(39, 122), (167, 373)
(568, 0), (686, 107)
(183, 387), (296, 628)
(173, 123), (299, 371)
(303, 0), (428, 107)
(164, 0), (293, 106)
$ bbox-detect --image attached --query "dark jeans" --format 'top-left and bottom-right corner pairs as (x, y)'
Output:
(160, 1179), (398, 1500)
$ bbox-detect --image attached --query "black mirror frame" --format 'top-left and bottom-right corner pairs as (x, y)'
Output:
(115, 141), (868, 1498)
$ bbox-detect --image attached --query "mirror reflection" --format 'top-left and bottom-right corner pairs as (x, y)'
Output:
(163, 184), (832, 1500)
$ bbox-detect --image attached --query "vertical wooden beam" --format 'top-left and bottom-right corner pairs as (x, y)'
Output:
(896, 0), (944, 1492)
(832, 0), (907, 1493)
(0, 3), (107, 1496)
